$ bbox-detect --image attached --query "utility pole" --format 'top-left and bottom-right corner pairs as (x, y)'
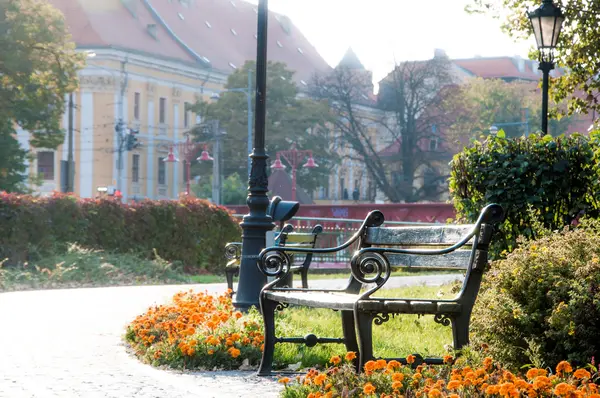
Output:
(211, 119), (222, 205)
(66, 92), (75, 193)
(116, 58), (128, 198)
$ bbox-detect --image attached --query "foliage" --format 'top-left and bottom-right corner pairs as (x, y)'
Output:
(445, 78), (573, 146)
(0, 244), (190, 292)
(0, 0), (84, 191)
(466, 0), (600, 122)
(193, 173), (247, 205)
(0, 192), (241, 273)
(449, 133), (600, 256)
(125, 290), (264, 370)
(188, 61), (336, 195)
(471, 223), (600, 370)
(311, 55), (455, 203)
(279, 353), (600, 398)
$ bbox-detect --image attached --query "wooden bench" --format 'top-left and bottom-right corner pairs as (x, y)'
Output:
(224, 224), (323, 293)
(255, 204), (504, 375)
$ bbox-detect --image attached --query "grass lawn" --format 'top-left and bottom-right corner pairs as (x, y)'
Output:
(272, 283), (458, 369)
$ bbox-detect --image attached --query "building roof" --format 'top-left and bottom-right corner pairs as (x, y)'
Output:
(337, 48), (365, 70)
(268, 169), (313, 205)
(452, 56), (541, 81)
(50, 0), (331, 82)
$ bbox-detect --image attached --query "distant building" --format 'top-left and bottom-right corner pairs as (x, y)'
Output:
(22, 0), (330, 200)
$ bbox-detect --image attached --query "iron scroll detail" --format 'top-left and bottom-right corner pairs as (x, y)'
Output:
(434, 314), (451, 327)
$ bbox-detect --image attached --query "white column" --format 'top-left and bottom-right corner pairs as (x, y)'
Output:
(146, 100), (155, 199)
(16, 127), (30, 180)
(172, 103), (179, 199)
(79, 91), (94, 198)
(61, 94), (71, 161)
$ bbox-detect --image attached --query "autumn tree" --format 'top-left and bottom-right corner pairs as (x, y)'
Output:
(466, 0), (600, 120)
(445, 77), (573, 146)
(0, 0), (83, 192)
(311, 55), (456, 203)
(188, 61), (336, 196)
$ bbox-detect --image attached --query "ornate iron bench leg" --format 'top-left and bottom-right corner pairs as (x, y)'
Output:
(225, 267), (238, 295)
(451, 313), (470, 351)
(257, 298), (278, 376)
(300, 268), (309, 289)
(355, 311), (374, 371)
(341, 310), (359, 370)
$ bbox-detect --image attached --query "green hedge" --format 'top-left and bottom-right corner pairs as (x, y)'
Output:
(449, 132), (600, 257)
(0, 193), (241, 273)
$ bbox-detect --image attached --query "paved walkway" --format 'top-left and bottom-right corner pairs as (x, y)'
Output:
(0, 274), (462, 398)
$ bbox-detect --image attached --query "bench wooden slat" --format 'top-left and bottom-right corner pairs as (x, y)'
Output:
(265, 291), (356, 310)
(365, 225), (475, 246)
(385, 250), (472, 269)
(281, 233), (319, 244)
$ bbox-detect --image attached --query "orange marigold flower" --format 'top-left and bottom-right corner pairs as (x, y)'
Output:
(324, 392), (333, 398)
(387, 360), (402, 370)
(314, 374), (327, 386)
(574, 369), (591, 379)
(392, 373), (405, 382)
(449, 394), (459, 398)
(234, 311), (243, 319)
(228, 347), (241, 358)
(207, 349), (214, 355)
(443, 355), (454, 364)
(554, 382), (575, 396)
(278, 377), (290, 385)
(483, 357), (493, 370)
(533, 376), (552, 390)
(225, 339), (234, 346)
(485, 385), (500, 395)
(406, 354), (416, 364)
(527, 368), (541, 380)
(447, 380), (462, 390)
(364, 360), (377, 372)
(329, 355), (341, 365)
(363, 382), (376, 395)
(231, 333), (241, 341)
(325, 383), (332, 390)
(376, 359), (387, 369)
(392, 381), (403, 390)
(556, 361), (573, 374)
(345, 351), (357, 362)
(428, 388), (442, 398)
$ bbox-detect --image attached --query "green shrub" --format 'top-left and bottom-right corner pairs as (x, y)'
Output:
(449, 133), (600, 257)
(0, 192), (241, 273)
(471, 221), (600, 370)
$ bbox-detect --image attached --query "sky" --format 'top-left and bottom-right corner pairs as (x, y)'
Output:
(263, 0), (535, 82)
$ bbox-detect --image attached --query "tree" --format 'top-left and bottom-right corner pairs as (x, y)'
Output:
(445, 77), (573, 146)
(188, 61), (336, 196)
(311, 55), (456, 203)
(0, 0), (83, 192)
(466, 0), (600, 120)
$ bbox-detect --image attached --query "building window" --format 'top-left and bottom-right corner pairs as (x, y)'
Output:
(134, 92), (141, 120)
(158, 157), (166, 185)
(429, 138), (438, 151)
(184, 102), (190, 128)
(132, 154), (140, 183)
(159, 97), (167, 124)
(37, 151), (54, 180)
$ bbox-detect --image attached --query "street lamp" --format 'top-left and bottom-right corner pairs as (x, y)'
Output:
(234, 0), (272, 312)
(528, 0), (565, 134)
(271, 144), (318, 201)
(163, 135), (214, 196)
(209, 69), (253, 177)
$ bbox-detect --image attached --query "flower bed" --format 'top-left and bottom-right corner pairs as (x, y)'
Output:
(280, 354), (599, 398)
(125, 290), (264, 369)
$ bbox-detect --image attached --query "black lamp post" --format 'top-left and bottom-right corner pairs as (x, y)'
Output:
(527, 0), (565, 134)
(234, 0), (274, 311)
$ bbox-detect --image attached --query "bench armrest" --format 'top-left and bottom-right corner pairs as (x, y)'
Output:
(257, 211), (384, 281)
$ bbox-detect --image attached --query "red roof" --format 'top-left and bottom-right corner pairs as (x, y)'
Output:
(453, 57), (541, 81)
(50, 0), (331, 82)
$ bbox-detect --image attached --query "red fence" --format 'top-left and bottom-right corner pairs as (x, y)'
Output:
(226, 203), (456, 223)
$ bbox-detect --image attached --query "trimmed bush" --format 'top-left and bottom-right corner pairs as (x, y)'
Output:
(0, 192), (241, 273)
(449, 133), (600, 257)
(471, 221), (600, 370)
